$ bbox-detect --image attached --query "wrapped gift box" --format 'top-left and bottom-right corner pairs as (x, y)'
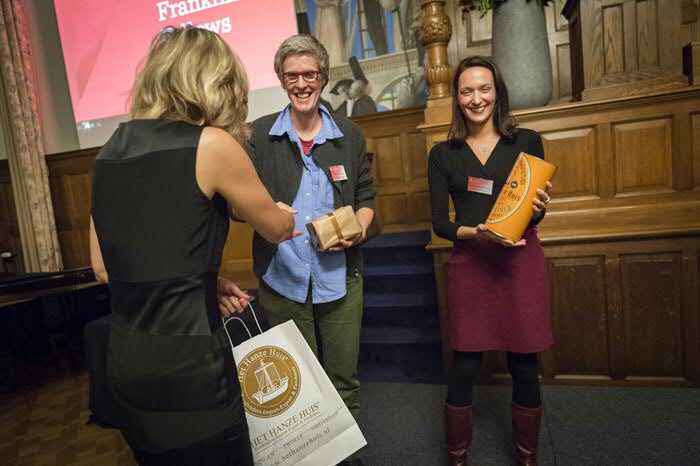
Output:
(306, 206), (362, 251)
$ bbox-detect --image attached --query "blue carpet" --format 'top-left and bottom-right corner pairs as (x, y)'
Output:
(360, 231), (441, 384)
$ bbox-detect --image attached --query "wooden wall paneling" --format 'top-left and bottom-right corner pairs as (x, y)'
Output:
(66, 177), (90, 268)
(612, 117), (673, 195)
(565, 0), (687, 101)
(403, 130), (432, 225)
(603, 3), (625, 75)
(541, 126), (598, 199)
(681, 0), (700, 47)
(49, 175), (79, 268)
(0, 161), (23, 271)
(566, 1), (585, 100)
(682, 247), (700, 382)
(673, 112), (694, 192)
(546, 1), (572, 102)
(636, 0), (658, 69)
(620, 251), (685, 381)
(377, 194), (409, 229)
(220, 221), (257, 290)
(548, 256), (611, 379)
(579, 0), (605, 89)
(399, 132), (418, 226)
(656, 0), (683, 72)
(539, 340), (555, 381)
(605, 254), (626, 380)
(622, 1), (639, 72)
(692, 112), (700, 188)
(354, 108), (429, 233)
(596, 122), (616, 199)
(46, 151), (96, 269)
(373, 134), (409, 229)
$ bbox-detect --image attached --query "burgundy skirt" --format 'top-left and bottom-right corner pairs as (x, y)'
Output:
(447, 227), (553, 353)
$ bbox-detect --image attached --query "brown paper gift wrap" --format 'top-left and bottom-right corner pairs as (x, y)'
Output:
(484, 152), (557, 242)
(306, 206), (363, 251)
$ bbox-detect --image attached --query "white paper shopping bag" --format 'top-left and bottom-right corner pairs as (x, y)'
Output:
(223, 306), (366, 466)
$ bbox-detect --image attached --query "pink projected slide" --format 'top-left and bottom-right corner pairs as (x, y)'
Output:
(53, 0), (297, 123)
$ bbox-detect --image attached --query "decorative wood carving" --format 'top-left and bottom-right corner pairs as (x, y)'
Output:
(420, 0), (453, 100)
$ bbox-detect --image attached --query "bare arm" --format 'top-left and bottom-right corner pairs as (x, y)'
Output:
(196, 127), (295, 243)
(89, 217), (108, 283)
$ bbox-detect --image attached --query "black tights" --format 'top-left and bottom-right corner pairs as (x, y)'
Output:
(446, 351), (541, 408)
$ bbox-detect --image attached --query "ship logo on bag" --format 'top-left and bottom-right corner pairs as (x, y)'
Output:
(237, 346), (301, 418)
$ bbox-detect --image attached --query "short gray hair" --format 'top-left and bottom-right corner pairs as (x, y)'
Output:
(273, 34), (329, 86)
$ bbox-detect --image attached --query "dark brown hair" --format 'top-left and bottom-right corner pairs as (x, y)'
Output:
(447, 55), (517, 144)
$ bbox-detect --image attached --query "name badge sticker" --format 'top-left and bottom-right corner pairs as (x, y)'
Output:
(467, 176), (494, 195)
(329, 165), (348, 182)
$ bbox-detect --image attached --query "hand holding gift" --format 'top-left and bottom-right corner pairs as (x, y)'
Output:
(532, 181), (553, 216)
(306, 206), (364, 252)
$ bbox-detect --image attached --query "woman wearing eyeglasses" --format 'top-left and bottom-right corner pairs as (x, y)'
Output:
(243, 34), (376, 466)
(89, 27), (296, 465)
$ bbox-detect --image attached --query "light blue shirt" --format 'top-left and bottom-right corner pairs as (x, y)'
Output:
(262, 105), (347, 304)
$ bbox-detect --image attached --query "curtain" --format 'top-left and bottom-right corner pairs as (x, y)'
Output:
(0, 0), (62, 272)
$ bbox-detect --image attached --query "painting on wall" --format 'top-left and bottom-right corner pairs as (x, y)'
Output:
(294, 0), (428, 116)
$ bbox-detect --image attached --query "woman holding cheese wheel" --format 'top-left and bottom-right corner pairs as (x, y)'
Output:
(427, 55), (553, 466)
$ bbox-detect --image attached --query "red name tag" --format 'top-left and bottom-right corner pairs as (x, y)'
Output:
(329, 165), (348, 182)
(467, 176), (493, 195)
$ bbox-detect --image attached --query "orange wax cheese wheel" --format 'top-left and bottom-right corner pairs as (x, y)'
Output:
(484, 152), (557, 242)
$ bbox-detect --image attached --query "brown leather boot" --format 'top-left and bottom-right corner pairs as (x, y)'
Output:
(511, 403), (543, 466)
(445, 403), (473, 466)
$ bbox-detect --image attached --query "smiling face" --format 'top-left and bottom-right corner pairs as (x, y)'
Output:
(457, 66), (497, 129)
(281, 53), (323, 117)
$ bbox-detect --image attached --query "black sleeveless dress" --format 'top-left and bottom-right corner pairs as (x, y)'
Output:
(91, 119), (245, 453)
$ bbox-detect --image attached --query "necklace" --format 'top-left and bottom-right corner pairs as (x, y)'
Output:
(466, 135), (499, 163)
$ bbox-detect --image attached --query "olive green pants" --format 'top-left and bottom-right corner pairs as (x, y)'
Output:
(259, 275), (363, 425)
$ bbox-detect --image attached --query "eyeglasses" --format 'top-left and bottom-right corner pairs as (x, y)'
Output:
(151, 25), (194, 52)
(283, 71), (322, 85)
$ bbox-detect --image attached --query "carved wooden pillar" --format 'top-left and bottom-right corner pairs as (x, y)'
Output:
(420, 0), (452, 100)
(419, 0), (454, 380)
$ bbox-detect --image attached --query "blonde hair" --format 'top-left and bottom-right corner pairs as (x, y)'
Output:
(130, 27), (249, 143)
